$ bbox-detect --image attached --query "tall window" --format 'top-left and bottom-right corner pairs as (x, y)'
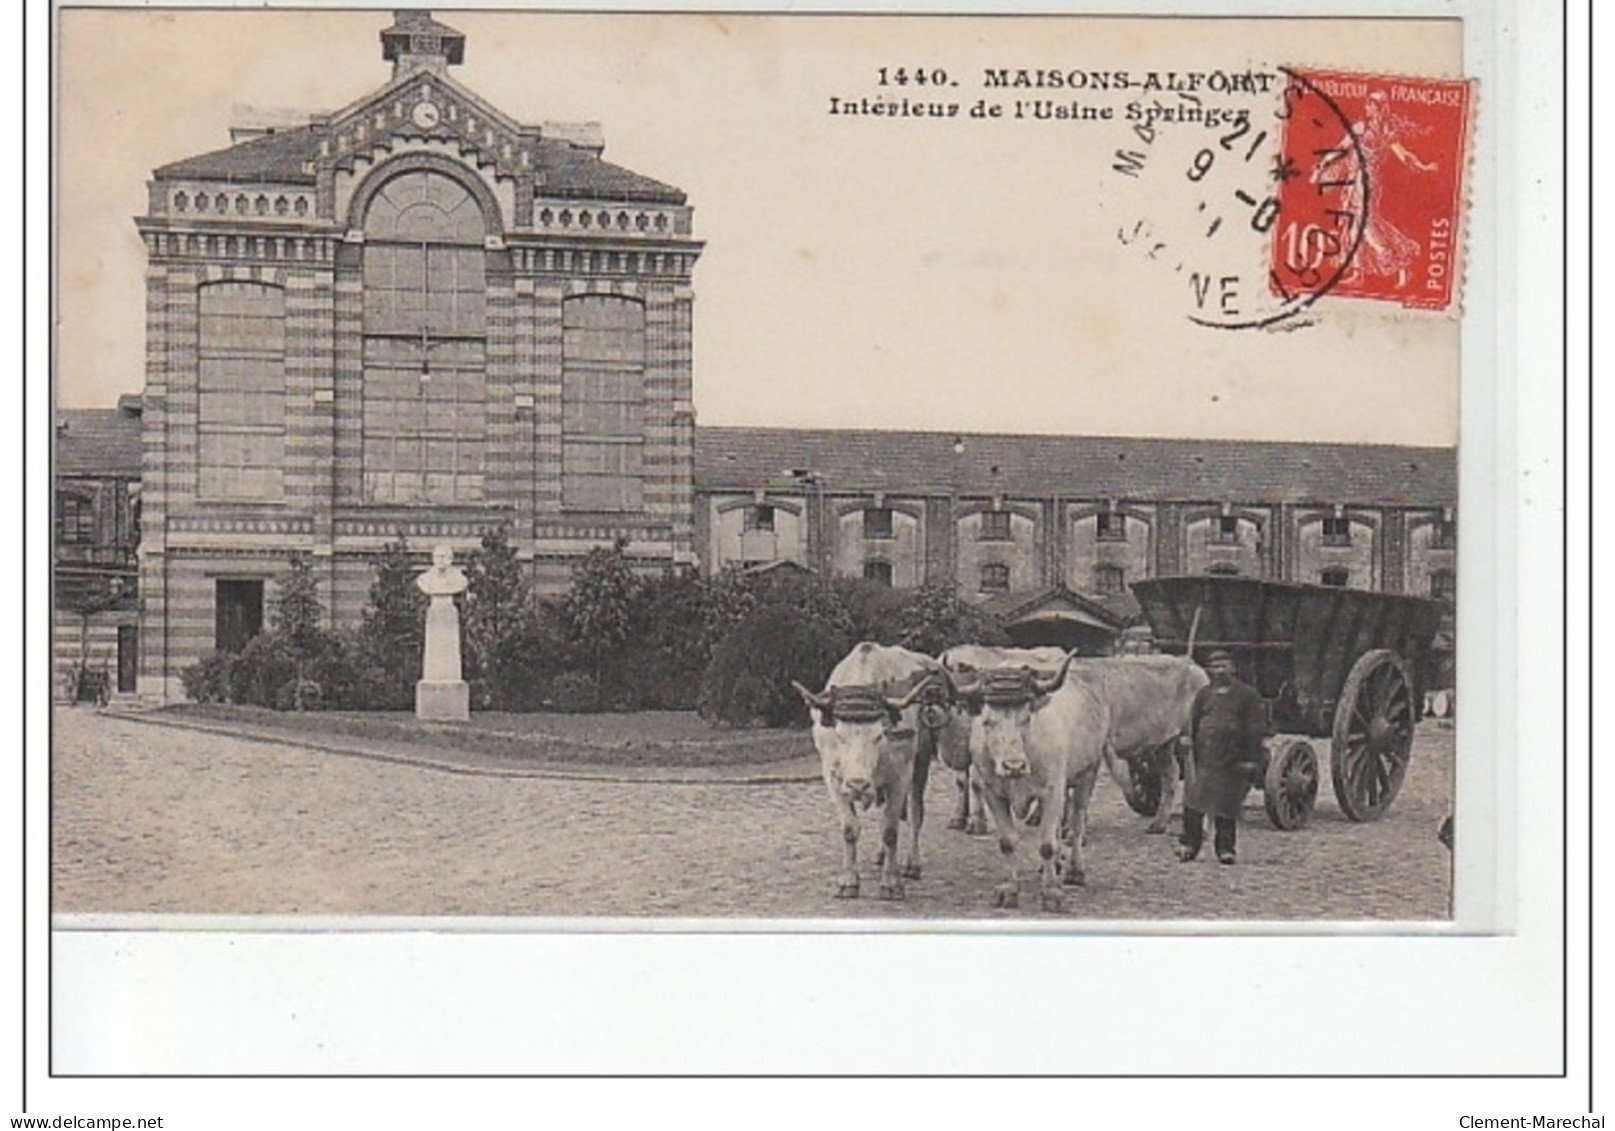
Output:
(362, 169), (487, 504)
(743, 505), (775, 532)
(863, 508), (894, 539)
(198, 282), (285, 499)
(563, 295), (645, 511)
(1214, 515), (1241, 543)
(57, 492), (94, 544)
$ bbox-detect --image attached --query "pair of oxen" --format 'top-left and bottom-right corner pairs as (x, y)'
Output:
(792, 642), (1208, 913)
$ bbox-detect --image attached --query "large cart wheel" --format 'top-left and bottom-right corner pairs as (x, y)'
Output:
(1330, 649), (1417, 821)
(1119, 755), (1164, 817)
(1263, 738), (1320, 830)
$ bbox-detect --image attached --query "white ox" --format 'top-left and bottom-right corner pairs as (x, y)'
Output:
(1070, 655), (1209, 834)
(940, 645), (1103, 912)
(935, 646), (1068, 836)
(793, 642), (941, 900)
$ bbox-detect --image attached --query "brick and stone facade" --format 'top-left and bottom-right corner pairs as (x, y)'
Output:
(131, 12), (701, 698)
(694, 427), (1459, 651)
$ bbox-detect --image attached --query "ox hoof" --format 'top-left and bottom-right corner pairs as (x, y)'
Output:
(835, 880), (860, 899)
(877, 882), (907, 902)
(898, 862), (922, 880)
(965, 818), (990, 837)
(1040, 889), (1066, 914)
(993, 884), (1020, 910)
(946, 817), (967, 831)
(1144, 820), (1170, 835)
(1062, 868), (1087, 888)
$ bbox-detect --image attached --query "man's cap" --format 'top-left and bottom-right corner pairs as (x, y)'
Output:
(1202, 649), (1235, 665)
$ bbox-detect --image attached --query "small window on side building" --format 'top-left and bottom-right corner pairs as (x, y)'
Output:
(980, 562), (1010, 592)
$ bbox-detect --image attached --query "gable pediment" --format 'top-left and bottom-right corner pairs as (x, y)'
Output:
(317, 71), (540, 184)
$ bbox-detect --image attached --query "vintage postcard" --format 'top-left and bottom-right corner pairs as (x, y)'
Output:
(40, 1), (1552, 1086)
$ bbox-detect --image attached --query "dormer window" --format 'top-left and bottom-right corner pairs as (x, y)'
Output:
(864, 508), (894, 540)
(1096, 512), (1127, 541)
(979, 511), (1012, 541)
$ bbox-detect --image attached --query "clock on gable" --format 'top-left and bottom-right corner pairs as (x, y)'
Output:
(411, 100), (442, 130)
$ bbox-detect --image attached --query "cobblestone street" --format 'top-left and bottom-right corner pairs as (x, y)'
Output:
(52, 709), (1454, 921)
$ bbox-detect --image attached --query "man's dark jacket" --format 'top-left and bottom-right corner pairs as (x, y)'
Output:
(1184, 680), (1269, 819)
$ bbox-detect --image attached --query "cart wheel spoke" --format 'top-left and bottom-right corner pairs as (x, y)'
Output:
(1332, 650), (1416, 821)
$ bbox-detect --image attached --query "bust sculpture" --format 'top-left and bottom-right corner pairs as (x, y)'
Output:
(414, 543), (470, 719)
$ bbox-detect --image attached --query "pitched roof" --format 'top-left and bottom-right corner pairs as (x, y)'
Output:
(56, 407), (143, 478)
(693, 426), (1457, 509)
(154, 126), (321, 184)
(532, 138), (686, 203)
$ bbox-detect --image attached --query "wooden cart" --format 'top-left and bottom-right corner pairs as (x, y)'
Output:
(1129, 576), (1447, 829)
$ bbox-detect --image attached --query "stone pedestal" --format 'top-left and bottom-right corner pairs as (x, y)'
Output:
(416, 679), (470, 722)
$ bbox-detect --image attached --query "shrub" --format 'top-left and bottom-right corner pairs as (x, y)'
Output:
(463, 526), (537, 710)
(700, 601), (852, 727)
(180, 650), (237, 704)
(620, 569), (708, 710)
(561, 538), (640, 698)
(548, 670), (602, 714)
(353, 535), (428, 710)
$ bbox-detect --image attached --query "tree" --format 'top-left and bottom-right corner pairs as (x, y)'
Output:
(561, 537), (640, 700)
(462, 526), (537, 709)
(272, 553), (325, 646)
(892, 582), (1011, 654)
(354, 534), (428, 709)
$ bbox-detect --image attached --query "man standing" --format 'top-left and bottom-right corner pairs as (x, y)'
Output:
(1177, 650), (1268, 865)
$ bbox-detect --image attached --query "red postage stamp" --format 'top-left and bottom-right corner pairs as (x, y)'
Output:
(1270, 69), (1472, 311)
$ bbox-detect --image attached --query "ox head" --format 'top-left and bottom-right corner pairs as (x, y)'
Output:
(940, 652), (1076, 780)
(793, 676), (936, 808)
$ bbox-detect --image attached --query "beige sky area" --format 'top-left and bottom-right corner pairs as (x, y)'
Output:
(55, 9), (1463, 445)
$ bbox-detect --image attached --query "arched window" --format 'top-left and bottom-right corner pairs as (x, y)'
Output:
(197, 282), (285, 499)
(562, 295), (644, 511)
(361, 169), (487, 503)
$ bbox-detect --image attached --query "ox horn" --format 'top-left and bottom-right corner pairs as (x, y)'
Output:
(791, 680), (833, 712)
(884, 673), (936, 714)
(939, 664), (981, 700)
(1031, 651), (1079, 697)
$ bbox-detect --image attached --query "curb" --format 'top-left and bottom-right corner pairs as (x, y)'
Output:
(98, 708), (824, 787)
